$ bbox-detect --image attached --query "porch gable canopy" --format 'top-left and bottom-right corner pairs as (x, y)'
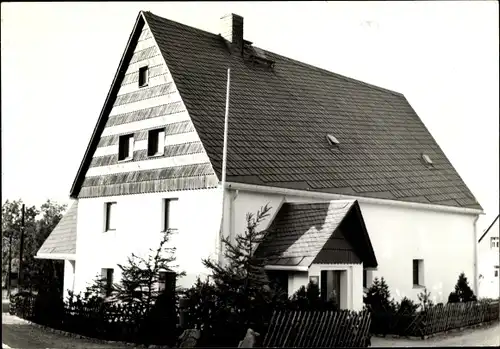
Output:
(36, 201), (78, 260)
(255, 200), (377, 269)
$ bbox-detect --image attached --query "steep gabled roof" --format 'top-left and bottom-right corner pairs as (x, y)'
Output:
(71, 11), (482, 211)
(254, 200), (377, 268)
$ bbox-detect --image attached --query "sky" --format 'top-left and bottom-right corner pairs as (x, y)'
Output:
(1, 1), (498, 232)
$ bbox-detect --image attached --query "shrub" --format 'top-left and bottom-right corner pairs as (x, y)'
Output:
(396, 296), (419, 315)
(285, 281), (338, 311)
(363, 277), (396, 313)
(448, 272), (477, 303)
(417, 288), (434, 311)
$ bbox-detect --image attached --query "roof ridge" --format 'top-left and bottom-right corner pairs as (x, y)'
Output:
(145, 10), (403, 98)
(144, 11), (224, 40)
(259, 45), (404, 97)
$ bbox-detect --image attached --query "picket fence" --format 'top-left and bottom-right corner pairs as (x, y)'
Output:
(371, 300), (499, 338)
(263, 309), (372, 348)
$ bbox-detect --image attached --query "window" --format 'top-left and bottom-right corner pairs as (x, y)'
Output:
(162, 198), (178, 232)
(491, 237), (499, 249)
(139, 66), (149, 87)
(363, 269), (367, 288)
(118, 134), (134, 161)
(101, 268), (114, 297)
(413, 259), (424, 287)
(158, 271), (176, 293)
(495, 266), (499, 278)
(105, 202), (117, 231)
(148, 128), (165, 157)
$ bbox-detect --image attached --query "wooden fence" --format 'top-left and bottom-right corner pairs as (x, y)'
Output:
(9, 292), (177, 345)
(371, 300), (500, 338)
(263, 309), (372, 348)
(420, 301), (499, 337)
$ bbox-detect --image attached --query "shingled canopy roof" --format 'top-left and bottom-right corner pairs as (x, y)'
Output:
(71, 11), (482, 210)
(36, 201), (78, 260)
(254, 200), (377, 269)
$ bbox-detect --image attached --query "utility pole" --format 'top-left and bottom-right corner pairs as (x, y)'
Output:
(7, 234), (12, 297)
(18, 204), (25, 291)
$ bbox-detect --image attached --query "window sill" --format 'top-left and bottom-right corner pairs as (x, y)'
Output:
(148, 153), (164, 158)
(139, 83), (149, 88)
(104, 229), (116, 233)
(117, 157), (133, 163)
(413, 284), (425, 289)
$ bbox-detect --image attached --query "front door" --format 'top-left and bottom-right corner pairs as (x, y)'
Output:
(321, 270), (342, 307)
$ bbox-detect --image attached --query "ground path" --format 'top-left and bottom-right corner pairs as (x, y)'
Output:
(370, 321), (500, 347)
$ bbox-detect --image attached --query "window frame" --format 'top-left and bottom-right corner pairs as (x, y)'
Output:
(491, 236), (499, 249)
(162, 198), (178, 232)
(413, 259), (424, 287)
(118, 134), (134, 161)
(147, 128), (165, 157)
(138, 66), (149, 88)
(105, 202), (117, 232)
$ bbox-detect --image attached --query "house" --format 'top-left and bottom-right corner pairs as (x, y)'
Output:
(478, 215), (499, 299)
(36, 11), (483, 310)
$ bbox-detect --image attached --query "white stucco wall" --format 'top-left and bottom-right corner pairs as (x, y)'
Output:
(73, 188), (223, 294)
(225, 188), (478, 306)
(63, 260), (76, 300)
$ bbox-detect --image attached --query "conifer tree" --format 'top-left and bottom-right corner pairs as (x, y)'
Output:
(113, 230), (184, 311)
(448, 272), (477, 303)
(363, 277), (396, 313)
(201, 204), (274, 340)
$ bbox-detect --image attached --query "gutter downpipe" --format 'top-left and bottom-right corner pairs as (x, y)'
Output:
(218, 68), (231, 265)
(224, 182), (483, 216)
(473, 214), (480, 297)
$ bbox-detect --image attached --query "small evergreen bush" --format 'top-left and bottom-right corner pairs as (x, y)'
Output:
(396, 296), (419, 315)
(448, 272), (477, 303)
(363, 277), (396, 313)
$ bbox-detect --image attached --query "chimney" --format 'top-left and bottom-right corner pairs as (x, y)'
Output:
(220, 13), (244, 54)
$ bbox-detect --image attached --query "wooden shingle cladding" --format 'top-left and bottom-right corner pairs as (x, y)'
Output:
(37, 201), (78, 257)
(78, 20), (217, 199)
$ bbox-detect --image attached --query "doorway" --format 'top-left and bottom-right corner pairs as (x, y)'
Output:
(321, 270), (344, 308)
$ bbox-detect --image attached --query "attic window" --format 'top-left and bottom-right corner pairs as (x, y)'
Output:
(148, 128), (165, 157)
(326, 134), (340, 147)
(139, 66), (149, 87)
(118, 134), (134, 161)
(422, 153), (433, 166)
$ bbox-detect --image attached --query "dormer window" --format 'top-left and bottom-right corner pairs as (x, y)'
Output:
(139, 66), (149, 87)
(326, 134), (340, 147)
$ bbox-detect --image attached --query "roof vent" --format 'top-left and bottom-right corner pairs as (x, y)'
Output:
(326, 134), (340, 147)
(422, 153), (433, 166)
